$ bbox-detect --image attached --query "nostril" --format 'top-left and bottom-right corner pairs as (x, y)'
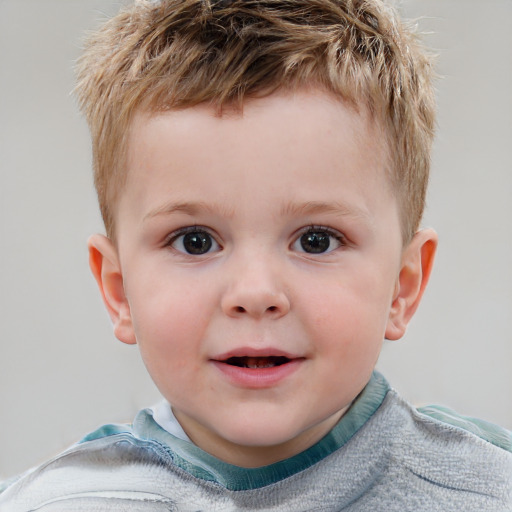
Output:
(234, 305), (277, 313)
(223, 293), (290, 318)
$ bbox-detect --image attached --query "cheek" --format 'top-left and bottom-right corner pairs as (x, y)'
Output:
(126, 276), (212, 367)
(302, 277), (392, 360)
(131, 289), (206, 401)
(308, 284), (392, 332)
(127, 264), (214, 334)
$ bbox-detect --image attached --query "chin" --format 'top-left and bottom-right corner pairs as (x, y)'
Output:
(218, 419), (305, 449)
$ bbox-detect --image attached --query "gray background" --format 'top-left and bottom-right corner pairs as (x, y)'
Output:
(1, 0), (511, 478)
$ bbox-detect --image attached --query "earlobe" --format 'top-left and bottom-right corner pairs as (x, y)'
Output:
(385, 228), (438, 341)
(88, 234), (137, 345)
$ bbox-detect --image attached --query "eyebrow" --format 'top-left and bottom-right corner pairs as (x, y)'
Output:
(143, 201), (234, 221)
(144, 200), (371, 223)
(280, 201), (371, 222)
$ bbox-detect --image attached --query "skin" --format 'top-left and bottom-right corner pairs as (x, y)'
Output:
(89, 90), (437, 468)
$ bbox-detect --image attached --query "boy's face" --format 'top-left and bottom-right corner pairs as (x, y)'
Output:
(92, 90), (434, 467)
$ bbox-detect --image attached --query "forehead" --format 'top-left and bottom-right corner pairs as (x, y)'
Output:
(118, 90), (395, 230)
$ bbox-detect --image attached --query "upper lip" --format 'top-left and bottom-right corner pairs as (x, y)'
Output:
(211, 347), (303, 362)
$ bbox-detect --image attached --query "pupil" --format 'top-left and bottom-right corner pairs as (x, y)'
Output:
(301, 232), (330, 253)
(183, 232), (212, 254)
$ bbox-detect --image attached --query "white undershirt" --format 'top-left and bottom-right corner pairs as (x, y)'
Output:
(151, 401), (192, 443)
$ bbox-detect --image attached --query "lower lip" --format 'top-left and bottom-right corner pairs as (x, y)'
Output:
(211, 359), (304, 388)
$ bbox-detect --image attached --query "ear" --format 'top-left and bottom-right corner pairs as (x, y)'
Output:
(88, 234), (137, 345)
(385, 228), (438, 341)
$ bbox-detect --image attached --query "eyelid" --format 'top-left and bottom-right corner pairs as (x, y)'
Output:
(295, 225), (347, 242)
(165, 225), (209, 241)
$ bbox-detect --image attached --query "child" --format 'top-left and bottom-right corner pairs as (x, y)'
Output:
(1, 0), (511, 509)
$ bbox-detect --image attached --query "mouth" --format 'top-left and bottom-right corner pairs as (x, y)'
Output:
(211, 349), (304, 387)
(222, 356), (291, 369)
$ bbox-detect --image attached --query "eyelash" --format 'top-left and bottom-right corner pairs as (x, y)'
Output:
(297, 225), (346, 240)
(165, 225), (213, 242)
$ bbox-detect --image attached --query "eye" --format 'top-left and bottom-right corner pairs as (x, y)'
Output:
(169, 228), (220, 255)
(292, 227), (344, 254)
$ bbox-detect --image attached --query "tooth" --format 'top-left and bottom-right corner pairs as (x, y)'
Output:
(245, 359), (277, 369)
(229, 356), (290, 369)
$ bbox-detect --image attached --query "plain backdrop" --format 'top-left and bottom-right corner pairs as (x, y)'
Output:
(1, 0), (511, 479)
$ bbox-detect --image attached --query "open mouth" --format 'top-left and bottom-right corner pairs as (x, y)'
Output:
(223, 356), (291, 369)
(212, 352), (303, 386)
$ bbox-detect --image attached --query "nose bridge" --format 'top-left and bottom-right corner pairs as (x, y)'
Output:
(221, 245), (290, 319)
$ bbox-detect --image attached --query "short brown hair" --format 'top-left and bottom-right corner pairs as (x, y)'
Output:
(75, 0), (436, 242)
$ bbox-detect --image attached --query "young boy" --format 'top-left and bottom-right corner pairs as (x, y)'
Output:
(1, 0), (511, 509)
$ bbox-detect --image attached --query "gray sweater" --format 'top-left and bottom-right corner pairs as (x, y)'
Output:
(1, 372), (511, 511)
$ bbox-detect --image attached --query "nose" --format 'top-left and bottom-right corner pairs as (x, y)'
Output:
(221, 258), (291, 319)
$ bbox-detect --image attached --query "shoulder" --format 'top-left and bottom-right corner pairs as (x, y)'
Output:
(417, 403), (512, 453)
(375, 381), (512, 456)
(0, 418), (179, 510)
(374, 386), (512, 501)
